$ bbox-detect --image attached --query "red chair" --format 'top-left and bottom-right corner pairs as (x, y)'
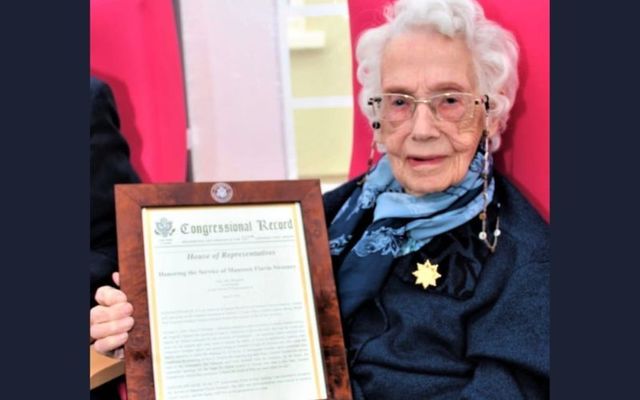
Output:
(347, 0), (550, 221)
(90, 0), (188, 183)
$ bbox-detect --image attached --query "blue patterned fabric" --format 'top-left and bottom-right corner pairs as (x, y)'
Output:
(329, 151), (494, 320)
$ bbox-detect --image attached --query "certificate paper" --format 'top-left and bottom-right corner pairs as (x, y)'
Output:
(141, 203), (327, 400)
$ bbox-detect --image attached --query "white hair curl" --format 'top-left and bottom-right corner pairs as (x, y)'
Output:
(356, 0), (520, 152)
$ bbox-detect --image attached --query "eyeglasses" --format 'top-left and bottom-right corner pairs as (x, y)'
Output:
(368, 92), (489, 124)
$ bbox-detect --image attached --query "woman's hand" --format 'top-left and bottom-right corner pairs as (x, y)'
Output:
(90, 272), (134, 357)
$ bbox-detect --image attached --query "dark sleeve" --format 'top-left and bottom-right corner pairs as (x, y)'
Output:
(322, 176), (362, 224)
(462, 260), (550, 399)
(90, 78), (140, 305)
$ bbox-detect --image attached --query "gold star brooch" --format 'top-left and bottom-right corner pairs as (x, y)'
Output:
(412, 259), (441, 290)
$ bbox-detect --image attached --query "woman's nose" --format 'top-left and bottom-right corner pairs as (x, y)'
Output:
(410, 103), (440, 140)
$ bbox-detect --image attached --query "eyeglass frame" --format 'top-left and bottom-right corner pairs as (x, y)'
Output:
(367, 92), (491, 124)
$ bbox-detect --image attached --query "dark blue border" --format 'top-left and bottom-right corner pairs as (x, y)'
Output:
(551, 0), (640, 397)
(0, 1), (88, 397)
(2, 0), (639, 397)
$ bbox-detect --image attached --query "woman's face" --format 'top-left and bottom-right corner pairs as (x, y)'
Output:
(379, 29), (488, 196)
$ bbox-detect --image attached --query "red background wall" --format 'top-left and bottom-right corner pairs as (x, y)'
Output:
(90, 0), (187, 183)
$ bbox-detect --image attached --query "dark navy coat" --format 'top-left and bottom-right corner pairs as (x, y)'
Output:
(323, 174), (549, 399)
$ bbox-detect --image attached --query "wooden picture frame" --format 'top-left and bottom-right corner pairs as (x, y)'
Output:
(115, 180), (352, 400)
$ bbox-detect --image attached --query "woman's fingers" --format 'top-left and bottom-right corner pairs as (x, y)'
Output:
(93, 332), (129, 355)
(90, 300), (134, 343)
(90, 313), (135, 341)
(90, 275), (132, 355)
(90, 301), (133, 325)
(94, 285), (127, 307)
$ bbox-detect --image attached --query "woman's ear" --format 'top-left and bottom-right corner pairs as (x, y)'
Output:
(487, 116), (501, 138)
(486, 90), (506, 138)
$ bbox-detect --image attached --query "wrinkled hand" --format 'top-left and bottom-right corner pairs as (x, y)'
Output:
(90, 272), (134, 357)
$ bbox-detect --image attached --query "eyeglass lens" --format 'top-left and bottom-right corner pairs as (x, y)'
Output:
(377, 93), (475, 122)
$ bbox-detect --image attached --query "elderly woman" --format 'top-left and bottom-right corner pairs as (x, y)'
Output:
(90, 0), (549, 398)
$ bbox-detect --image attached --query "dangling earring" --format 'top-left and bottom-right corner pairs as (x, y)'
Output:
(358, 121), (380, 185)
(478, 104), (500, 252)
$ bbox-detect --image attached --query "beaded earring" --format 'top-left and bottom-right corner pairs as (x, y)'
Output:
(358, 121), (380, 185)
(478, 100), (501, 252)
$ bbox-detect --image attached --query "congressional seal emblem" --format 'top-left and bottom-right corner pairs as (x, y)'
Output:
(211, 182), (233, 203)
(154, 217), (175, 238)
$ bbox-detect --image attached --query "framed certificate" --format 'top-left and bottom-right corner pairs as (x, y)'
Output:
(115, 180), (351, 400)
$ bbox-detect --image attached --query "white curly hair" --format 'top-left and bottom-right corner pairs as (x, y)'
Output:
(356, 0), (520, 152)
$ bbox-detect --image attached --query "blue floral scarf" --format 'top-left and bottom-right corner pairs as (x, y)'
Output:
(329, 151), (494, 320)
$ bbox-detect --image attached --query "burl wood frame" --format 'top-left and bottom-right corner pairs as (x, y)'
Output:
(115, 180), (352, 400)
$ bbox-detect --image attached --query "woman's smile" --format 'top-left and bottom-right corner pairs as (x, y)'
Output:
(406, 154), (447, 168)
